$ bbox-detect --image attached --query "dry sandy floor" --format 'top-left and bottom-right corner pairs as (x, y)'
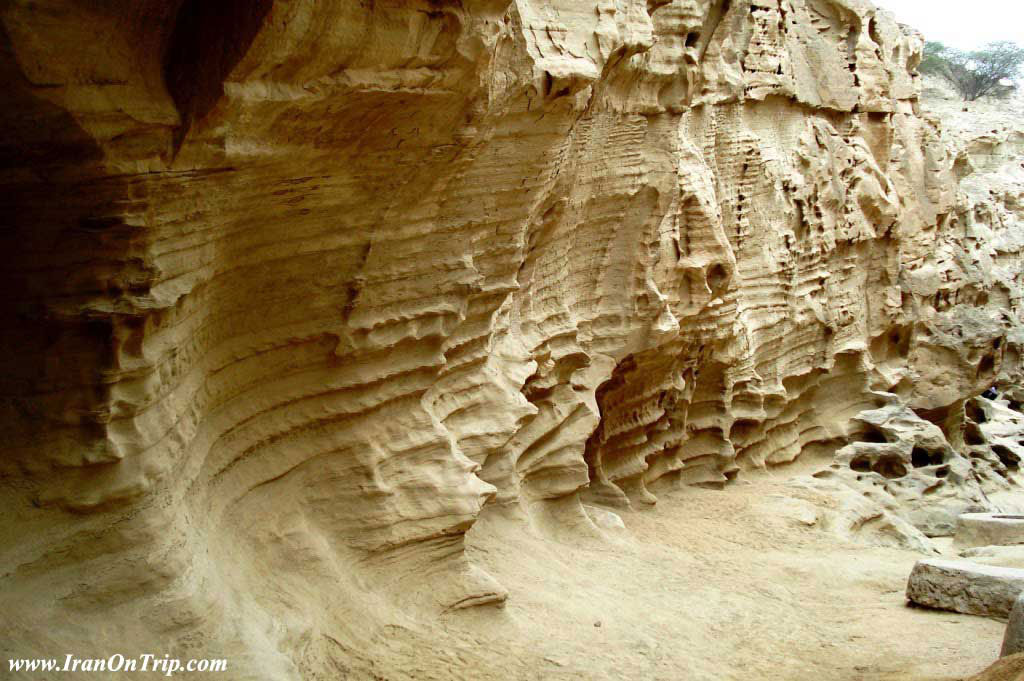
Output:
(357, 470), (1015, 681)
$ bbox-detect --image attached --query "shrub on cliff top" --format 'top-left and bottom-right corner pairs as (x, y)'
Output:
(920, 41), (1024, 101)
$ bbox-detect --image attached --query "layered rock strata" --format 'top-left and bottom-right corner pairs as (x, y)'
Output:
(1, 0), (1022, 676)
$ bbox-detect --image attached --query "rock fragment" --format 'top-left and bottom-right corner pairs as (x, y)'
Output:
(956, 513), (1024, 550)
(906, 559), (1024, 619)
(1001, 592), (1024, 657)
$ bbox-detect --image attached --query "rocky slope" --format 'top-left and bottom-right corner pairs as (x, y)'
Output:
(1, 0), (1022, 678)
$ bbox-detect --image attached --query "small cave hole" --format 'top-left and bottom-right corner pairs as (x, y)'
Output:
(859, 427), (887, 444)
(992, 445), (1021, 470)
(850, 456), (872, 473)
(874, 455), (908, 479)
(965, 423), (986, 446)
(967, 402), (988, 424)
(867, 17), (882, 47)
(730, 419), (760, 443)
(911, 446), (944, 468)
(935, 466), (950, 478)
(685, 32), (701, 47)
(978, 354), (996, 376)
(706, 263), (729, 293)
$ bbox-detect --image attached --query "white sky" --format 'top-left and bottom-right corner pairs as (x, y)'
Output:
(872, 0), (1024, 50)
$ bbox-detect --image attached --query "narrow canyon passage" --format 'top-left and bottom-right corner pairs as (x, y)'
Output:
(1, 0), (1023, 679)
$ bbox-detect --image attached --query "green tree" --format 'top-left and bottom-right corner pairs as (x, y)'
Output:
(920, 41), (1024, 101)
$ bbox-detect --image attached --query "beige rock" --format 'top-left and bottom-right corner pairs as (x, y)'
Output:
(906, 559), (1024, 619)
(0, 0), (1020, 677)
(957, 513), (1024, 551)
(962, 545), (1024, 570)
(1001, 593), (1024, 658)
(963, 654), (1024, 681)
(821, 404), (985, 538)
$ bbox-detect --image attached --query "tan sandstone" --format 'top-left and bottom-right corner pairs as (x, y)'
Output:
(1, 1), (1023, 679)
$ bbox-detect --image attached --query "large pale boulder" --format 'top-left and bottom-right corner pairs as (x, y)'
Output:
(906, 559), (1024, 619)
(957, 513), (1024, 550)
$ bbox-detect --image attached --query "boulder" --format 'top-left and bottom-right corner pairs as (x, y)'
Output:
(906, 559), (1024, 619)
(1002, 593), (1024, 657)
(956, 513), (1024, 550)
(962, 545), (1024, 569)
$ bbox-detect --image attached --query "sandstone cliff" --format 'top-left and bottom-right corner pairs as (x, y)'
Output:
(1, 1), (1022, 678)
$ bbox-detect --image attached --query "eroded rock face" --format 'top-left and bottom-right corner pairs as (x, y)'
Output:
(0, 0), (1021, 675)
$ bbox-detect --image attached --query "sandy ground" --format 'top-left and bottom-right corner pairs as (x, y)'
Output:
(356, 469), (1016, 681)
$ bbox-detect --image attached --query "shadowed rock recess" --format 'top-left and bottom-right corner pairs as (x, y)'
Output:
(1, 0), (1023, 677)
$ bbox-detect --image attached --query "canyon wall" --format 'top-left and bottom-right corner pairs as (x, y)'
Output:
(1, 0), (1022, 677)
